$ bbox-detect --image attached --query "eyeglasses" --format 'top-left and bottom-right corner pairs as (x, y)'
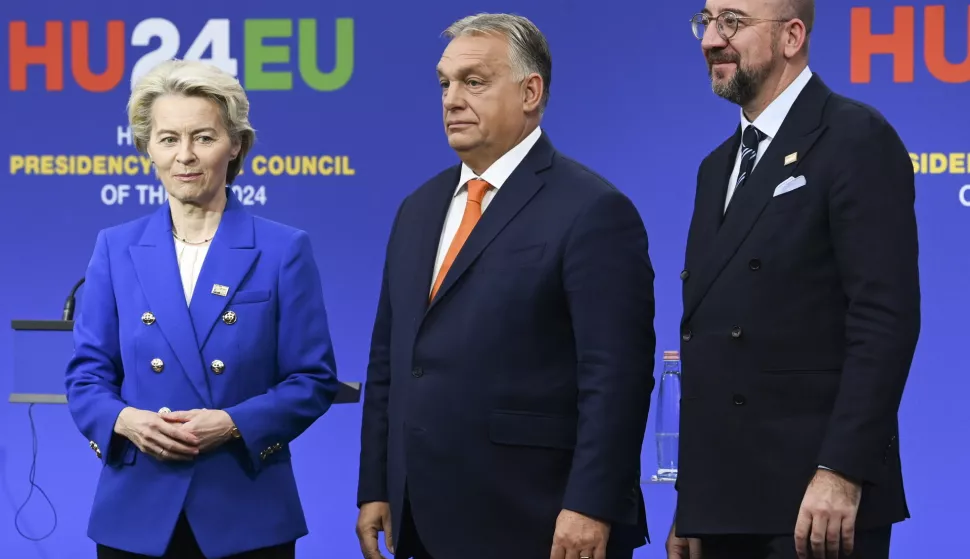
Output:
(690, 11), (791, 41)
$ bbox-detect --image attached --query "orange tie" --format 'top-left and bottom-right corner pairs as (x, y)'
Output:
(430, 178), (491, 300)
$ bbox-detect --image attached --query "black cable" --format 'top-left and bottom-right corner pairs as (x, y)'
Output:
(14, 403), (57, 541)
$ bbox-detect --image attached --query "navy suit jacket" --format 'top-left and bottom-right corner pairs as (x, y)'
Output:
(675, 75), (920, 536)
(65, 192), (340, 557)
(358, 132), (656, 558)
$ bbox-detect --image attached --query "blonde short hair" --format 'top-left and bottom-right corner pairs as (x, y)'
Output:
(127, 59), (255, 184)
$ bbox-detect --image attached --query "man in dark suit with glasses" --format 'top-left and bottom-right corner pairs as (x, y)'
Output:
(666, 2), (920, 558)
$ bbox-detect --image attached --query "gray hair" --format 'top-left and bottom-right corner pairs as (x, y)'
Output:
(443, 13), (552, 114)
(127, 59), (255, 184)
(779, 0), (814, 54)
(783, 0), (815, 33)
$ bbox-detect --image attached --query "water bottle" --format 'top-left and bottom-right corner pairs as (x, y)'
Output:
(653, 350), (681, 482)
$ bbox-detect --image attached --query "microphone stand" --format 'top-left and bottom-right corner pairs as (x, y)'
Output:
(62, 278), (85, 321)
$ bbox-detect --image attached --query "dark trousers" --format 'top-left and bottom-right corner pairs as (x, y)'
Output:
(396, 489), (434, 559)
(96, 511), (296, 559)
(699, 526), (891, 559)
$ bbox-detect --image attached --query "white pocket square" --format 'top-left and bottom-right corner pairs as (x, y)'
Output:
(773, 175), (806, 197)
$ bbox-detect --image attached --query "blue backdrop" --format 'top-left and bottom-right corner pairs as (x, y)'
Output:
(1, 1), (967, 557)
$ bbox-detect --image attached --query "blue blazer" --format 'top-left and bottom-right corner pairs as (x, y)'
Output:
(65, 192), (339, 557)
(357, 132), (656, 559)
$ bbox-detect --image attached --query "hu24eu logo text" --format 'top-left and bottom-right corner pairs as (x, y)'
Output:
(8, 18), (354, 92)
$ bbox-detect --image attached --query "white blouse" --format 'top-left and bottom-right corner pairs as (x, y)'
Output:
(174, 238), (210, 305)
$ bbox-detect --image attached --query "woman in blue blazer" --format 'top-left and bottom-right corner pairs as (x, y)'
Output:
(64, 59), (340, 559)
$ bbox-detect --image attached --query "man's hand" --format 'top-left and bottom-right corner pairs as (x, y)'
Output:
(794, 468), (863, 559)
(356, 501), (393, 559)
(550, 509), (610, 559)
(162, 409), (237, 453)
(114, 407), (200, 461)
(665, 522), (701, 559)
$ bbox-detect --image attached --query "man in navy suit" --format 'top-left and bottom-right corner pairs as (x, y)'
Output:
(355, 12), (656, 559)
(667, 2), (920, 559)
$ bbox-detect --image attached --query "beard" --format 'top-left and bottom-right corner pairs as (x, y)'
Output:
(706, 48), (775, 106)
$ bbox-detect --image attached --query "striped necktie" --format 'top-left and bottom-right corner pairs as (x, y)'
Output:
(735, 125), (766, 190)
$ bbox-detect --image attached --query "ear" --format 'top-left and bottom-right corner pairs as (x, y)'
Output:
(783, 19), (809, 58)
(230, 136), (242, 160)
(521, 73), (544, 113)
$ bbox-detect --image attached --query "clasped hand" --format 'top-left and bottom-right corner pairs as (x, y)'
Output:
(114, 407), (236, 461)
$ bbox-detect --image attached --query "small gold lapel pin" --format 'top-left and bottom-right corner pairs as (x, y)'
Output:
(211, 284), (229, 297)
(784, 152), (798, 166)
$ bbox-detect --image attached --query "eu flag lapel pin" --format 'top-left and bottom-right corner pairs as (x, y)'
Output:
(784, 152), (798, 166)
(211, 284), (229, 297)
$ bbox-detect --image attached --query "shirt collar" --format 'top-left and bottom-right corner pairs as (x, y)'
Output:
(455, 126), (543, 195)
(741, 65), (813, 139)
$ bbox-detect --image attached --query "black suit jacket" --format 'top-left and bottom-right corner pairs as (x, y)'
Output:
(358, 132), (656, 558)
(675, 74), (920, 536)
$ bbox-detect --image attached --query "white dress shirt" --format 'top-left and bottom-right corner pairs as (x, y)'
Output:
(429, 125), (543, 290)
(724, 65), (813, 212)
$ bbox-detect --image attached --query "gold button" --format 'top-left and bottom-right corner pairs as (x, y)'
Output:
(141, 311), (156, 325)
(158, 407), (171, 414)
(211, 359), (225, 374)
(222, 310), (237, 325)
(151, 358), (164, 373)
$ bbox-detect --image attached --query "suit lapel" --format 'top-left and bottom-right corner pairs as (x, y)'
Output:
(683, 75), (832, 321)
(408, 168), (460, 315)
(187, 195), (259, 350)
(713, 129), (742, 228)
(425, 133), (554, 313)
(130, 203), (212, 406)
(693, 131), (740, 253)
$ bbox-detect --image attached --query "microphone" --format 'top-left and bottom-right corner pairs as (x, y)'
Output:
(62, 278), (85, 321)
